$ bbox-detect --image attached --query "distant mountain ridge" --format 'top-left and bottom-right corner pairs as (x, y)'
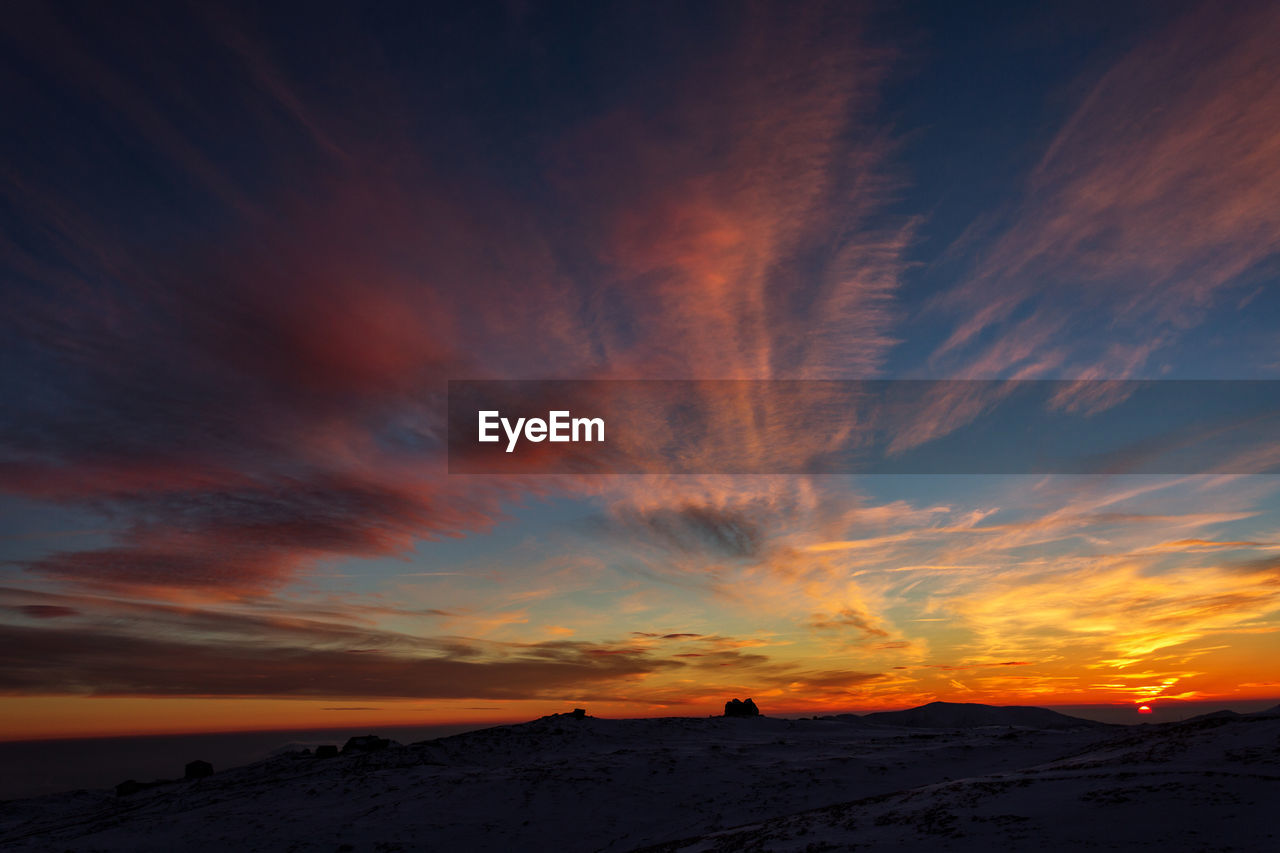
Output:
(860, 701), (1107, 729)
(1184, 704), (1280, 724)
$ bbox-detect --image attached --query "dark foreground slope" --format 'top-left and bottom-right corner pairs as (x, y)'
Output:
(1, 707), (1276, 852)
(642, 713), (1280, 852)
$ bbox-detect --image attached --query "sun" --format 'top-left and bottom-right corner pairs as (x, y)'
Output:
(1138, 705), (1153, 714)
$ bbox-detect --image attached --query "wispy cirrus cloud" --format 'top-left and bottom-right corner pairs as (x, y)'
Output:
(1, 0), (910, 607)
(932, 1), (1280, 379)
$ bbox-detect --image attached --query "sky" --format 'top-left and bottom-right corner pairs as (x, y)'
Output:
(2, 0), (1279, 740)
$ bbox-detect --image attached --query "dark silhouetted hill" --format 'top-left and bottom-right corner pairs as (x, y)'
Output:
(1184, 709), (1242, 724)
(861, 701), (1105, 730)
(6, 712), (1280, 851)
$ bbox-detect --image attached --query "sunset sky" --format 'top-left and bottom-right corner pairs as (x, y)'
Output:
(2, 0), (1279, 740)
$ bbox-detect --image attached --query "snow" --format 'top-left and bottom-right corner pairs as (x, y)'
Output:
(1, 706), (1276, 851)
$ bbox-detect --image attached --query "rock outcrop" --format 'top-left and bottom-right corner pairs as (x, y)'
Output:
(184, 760), (213, 779)
(342, 735), (391, 754)
(724, 698), (761, 718)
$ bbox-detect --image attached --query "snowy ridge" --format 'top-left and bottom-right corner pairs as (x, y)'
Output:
(1, 706), (1276, 851)
(640, 714), (1280, 852)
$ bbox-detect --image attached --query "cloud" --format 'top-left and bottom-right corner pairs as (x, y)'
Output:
(14, 4), (1275, 717)
(12, 604), (79, 619)
(548, 2), (909, 383)
(632, 632), (706, 640)
(603, 504), (764, 559)
(17, 472), (515, 594)
(0, 586), (678, 698)
(932, 2), (1280, 378)
(1139, 539), (1268, 554)
(942, 547), (1280, 672)
(0, 0), (910, 606)
(0, 623), (678, 699)
(0, 586), (897, 705)
(807, 606), (889, 638)
(1230, 555), (1280, 575)
(322, 707), (380, 711)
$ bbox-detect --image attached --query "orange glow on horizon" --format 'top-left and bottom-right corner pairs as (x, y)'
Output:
(5, 687), (1279, 741)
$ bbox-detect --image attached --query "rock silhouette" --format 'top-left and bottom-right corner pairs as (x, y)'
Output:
(342, 735), (390, 754)
(314, 745), (339, 759)
(114, 779), (145, 797)
(723, 698), (761, 717)
(184, 760), (213, 779)
(115, 777), (172, 797)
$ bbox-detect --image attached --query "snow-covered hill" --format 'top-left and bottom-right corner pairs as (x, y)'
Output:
(643, 713), (1280, 852)
(1, 706), (1276, 851)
